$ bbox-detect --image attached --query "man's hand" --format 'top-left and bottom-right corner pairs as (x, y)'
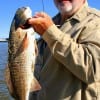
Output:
(28, 12), (54, 35)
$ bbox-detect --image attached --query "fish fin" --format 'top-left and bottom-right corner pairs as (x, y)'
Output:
(22, 33), (29, 50)
(34, 40), (38, 56)
(30, 77), (41, 92)
(4, 64), (15, 98)
(16, 33), (29, 56)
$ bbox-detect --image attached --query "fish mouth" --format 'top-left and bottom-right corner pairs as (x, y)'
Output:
(20, 18), (32, 29)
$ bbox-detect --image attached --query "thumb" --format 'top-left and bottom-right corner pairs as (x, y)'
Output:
(28, 17), (43, 25)
(28, 18), (34, 24)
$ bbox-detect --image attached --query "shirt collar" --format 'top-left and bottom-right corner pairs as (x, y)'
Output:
(72, 1), (89, 22)
(53, 1), (89, 24)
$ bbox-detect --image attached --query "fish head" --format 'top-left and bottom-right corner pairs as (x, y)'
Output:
(11, 7), (32, 30)
(8, 6), (34, 58)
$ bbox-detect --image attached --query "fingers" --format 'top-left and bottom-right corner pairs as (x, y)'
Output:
(28, 12), (49, 24)
(34, 12), (48, 18)
(28, 17), (41, 25)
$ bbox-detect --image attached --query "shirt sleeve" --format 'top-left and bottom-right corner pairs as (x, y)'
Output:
(42, 24), (100, 84)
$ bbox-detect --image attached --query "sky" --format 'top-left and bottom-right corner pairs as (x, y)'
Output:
(0, 0), (100, 38)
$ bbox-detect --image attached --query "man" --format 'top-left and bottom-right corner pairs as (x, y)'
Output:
(28, 0), (100, 99)
(6, 0), (100, 99)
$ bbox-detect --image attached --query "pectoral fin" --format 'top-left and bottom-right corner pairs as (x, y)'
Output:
(19, 33), (29, 52)
(30, 77), (41, 92)
(15, 33), (29, 57)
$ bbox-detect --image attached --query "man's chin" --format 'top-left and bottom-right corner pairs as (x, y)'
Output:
(60, 6), (73, 14)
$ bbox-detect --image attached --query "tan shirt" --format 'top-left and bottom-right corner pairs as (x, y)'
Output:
(34, 3), (100, 100)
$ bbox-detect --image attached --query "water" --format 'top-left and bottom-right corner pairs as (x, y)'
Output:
(0, 42), (13, 100)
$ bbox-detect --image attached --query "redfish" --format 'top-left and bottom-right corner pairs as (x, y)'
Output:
(5, 7), (41, 100)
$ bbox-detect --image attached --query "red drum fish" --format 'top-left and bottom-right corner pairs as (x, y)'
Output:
(5, 7), (41, 100)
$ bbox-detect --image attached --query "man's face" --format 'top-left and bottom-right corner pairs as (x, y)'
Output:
(54, 0), (85, 16)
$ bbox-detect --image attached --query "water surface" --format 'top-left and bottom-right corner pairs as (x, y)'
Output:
(0, 42), (13, 100)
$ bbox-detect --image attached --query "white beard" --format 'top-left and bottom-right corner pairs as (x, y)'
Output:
(58, 4), (73, 14)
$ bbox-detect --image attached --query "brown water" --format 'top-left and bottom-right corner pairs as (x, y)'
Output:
(0, 42), (13, 100)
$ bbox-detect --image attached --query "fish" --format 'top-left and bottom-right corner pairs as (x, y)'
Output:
(5, 7), (41, 100)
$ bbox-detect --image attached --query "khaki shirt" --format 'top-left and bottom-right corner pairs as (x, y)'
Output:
(32, 2), (100, 100)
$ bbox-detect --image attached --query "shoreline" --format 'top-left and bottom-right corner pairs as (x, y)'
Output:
(0, 38), (8, 42)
